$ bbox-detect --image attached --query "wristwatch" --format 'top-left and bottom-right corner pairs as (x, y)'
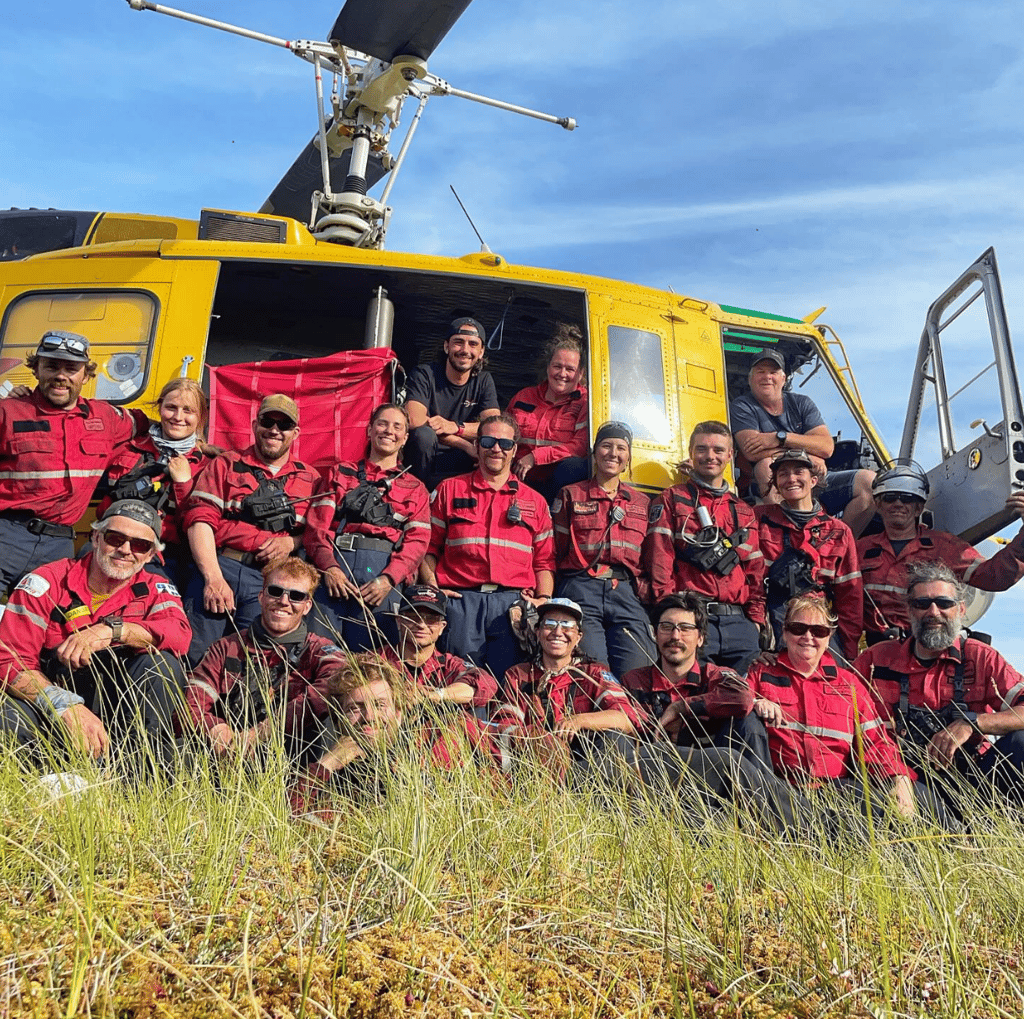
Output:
(775, 429), (787, 446)
(100, 615), (124, 643)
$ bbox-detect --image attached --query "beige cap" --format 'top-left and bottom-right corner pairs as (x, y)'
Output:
(258, 394), (299, 425)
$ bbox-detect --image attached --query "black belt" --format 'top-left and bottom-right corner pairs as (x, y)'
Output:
(0, 511), (74, 540)
(705, 601), (745, 617)
(220, 547), (260, 568)
(334, 533), (395, 554)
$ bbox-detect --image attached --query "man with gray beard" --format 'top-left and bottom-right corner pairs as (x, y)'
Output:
(854, 561), (1024, 805)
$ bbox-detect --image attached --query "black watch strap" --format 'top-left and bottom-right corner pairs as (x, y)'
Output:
(101, 615), (124, 643)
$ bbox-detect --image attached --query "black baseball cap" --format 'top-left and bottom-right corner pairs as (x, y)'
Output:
(751, 348), (785, 371)
(449, 316), (485, 341)
(395, 584), (448, 616)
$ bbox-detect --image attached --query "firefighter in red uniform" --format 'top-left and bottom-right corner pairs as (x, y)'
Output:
(552, 420), (656, 677)
(748, 595), (934, 821)
(854, 561), (1024, 806)
(181, 394), (319, 666)
(421, 412), (555, 683)
(643, 420), (765, 672)
(857, 462), (1024, 644)
(621, 592), (769, 766)
(0, 330), (147, 593)
(491, 598), (644, 781)
(185, 558), (344, 763)
(0, 500), (190, 769)
(381, 584), (498, 714)
(304, 403), (430, 651)
(507, 323), (590, 502)
(755, 449), (862, 661)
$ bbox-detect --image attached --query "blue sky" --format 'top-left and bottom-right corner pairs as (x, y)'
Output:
(4, 0), (1024, 663)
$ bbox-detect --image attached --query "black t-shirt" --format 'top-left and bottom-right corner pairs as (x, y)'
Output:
(405, 361), (499, 425)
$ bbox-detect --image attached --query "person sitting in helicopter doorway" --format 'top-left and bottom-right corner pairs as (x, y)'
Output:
(642, 420), (765, 673)
(857, 460), (1024, 646)
(404, 317), (500, 490)
(304, 403), (430, 652)
(506, 322), (590, 503)
(730, 348), (876, 537)
(180, 394), (319, 667)
(551, 420), (657, 677)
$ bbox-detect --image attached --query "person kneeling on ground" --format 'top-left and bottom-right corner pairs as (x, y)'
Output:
(184, 558), (345, 764)
(0, 499), (190, 771)
(491, 598), (644, 782)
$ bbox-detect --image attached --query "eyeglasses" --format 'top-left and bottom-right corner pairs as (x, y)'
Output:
(101, 529), (155, 555)
(909, 596), (958, 610)
(478, 435), (516, 451)
(265, 583), (310, 603)
(784, 622), (833, 638)
(257, 414), (296, 432)
(540, 618), (578, 631)
(657, 621), (699, 635)
(38, 331), (88, 358)
(879, 492), (923, 505)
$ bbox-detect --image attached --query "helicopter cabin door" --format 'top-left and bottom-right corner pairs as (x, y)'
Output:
(899, 247), (1024, 544)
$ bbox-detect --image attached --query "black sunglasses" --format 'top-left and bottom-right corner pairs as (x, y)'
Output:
(258, 414), (296, 431)
(265, 583), (309, 603)
(879, 492), (922, 505)
(478, 435), (515, 451)
(909, 596), (957, 610)
(101, 529), (155, 555)
(784, 622), (833, 638)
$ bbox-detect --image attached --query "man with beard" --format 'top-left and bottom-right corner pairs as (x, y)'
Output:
(0, 331), (147, 593)
(0, 500), (190, 767)
(854, 560), (1024, 803)
(404, 318), (499, 488)
(181, 394), (319, 665)
(184, 558), (344, 762)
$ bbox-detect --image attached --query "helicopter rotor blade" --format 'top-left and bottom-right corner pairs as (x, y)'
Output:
(328, 0), (474, 62)
(260, 130), (387, 222)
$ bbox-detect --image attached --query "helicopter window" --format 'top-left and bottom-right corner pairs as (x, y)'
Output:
(0, 289), (156, 404)
(607, 325), (670, 444)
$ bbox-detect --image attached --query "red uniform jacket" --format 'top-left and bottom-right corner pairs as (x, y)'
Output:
(428, 471), (555, 590)
(755, 503), (862, 659)
(380, 646), (498, 708)
(0, 555), (190, 685)
(552, 479), (649, 587)
(854, 636), (1024, 758)
(180, 446), (319, 553)
(858, 525), (1024, 639)
(492, 659), (644, 735)
(507, 382), (589, 467)
(643, 481), (764, 620)
(621, 660), (753, 738)
(748, 652), (910, 784)
(98, 437), (210, 546)
(304, 459), (430, 585)
(0, 389), (146, 524)
(185, 627), (344, 736)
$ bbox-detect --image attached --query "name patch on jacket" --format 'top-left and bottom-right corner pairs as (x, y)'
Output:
(83, 419), (105, 432)
(452, 498), (477, 510)
(573, 500), (599, 515)
(12, 420), (50, 433)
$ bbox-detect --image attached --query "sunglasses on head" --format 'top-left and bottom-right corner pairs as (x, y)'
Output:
(879, 492), (922, 505)
(258, 414), (296, 431)
(101, 529), (155, 555)
(265, 583), (309, 603)
(540, 618), (578, 631)
(784, 622), (833, 638)
(478, 434), (515, 451)
(909, 596), (957, 610)
(39, 331), (88, 357)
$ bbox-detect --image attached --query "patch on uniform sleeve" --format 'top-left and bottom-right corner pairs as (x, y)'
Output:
(14, 573), (50, 598)
(648, 503), (664, 523)
(322, 643), (343, 655)
(156, 582), (182, 598)
(599, 670), (621, 686)
(551, 497), (562, 514)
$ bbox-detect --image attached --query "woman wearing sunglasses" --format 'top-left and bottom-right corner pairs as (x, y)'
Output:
(491, 598), (644, 780)
(95, 377), (214, 585)
(304, 403), (430, 652)
(747, 594), (926, 821)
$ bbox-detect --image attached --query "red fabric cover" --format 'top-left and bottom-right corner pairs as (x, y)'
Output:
(207, 349), (396, 475)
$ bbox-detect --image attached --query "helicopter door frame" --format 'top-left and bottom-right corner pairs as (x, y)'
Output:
(898, 247), (1024, 543)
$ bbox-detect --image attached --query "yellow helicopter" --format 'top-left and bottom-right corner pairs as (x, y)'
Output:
(0, 0), (1020, 564)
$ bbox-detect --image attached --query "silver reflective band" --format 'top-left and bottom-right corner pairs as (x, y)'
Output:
(39, 684), (86, 716)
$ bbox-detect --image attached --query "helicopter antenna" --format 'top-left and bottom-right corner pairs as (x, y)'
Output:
(125, 0), (576, 250)
(449, 186), (491, 254)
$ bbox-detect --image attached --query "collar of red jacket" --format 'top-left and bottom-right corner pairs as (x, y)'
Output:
(30, 387), (89, 417)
